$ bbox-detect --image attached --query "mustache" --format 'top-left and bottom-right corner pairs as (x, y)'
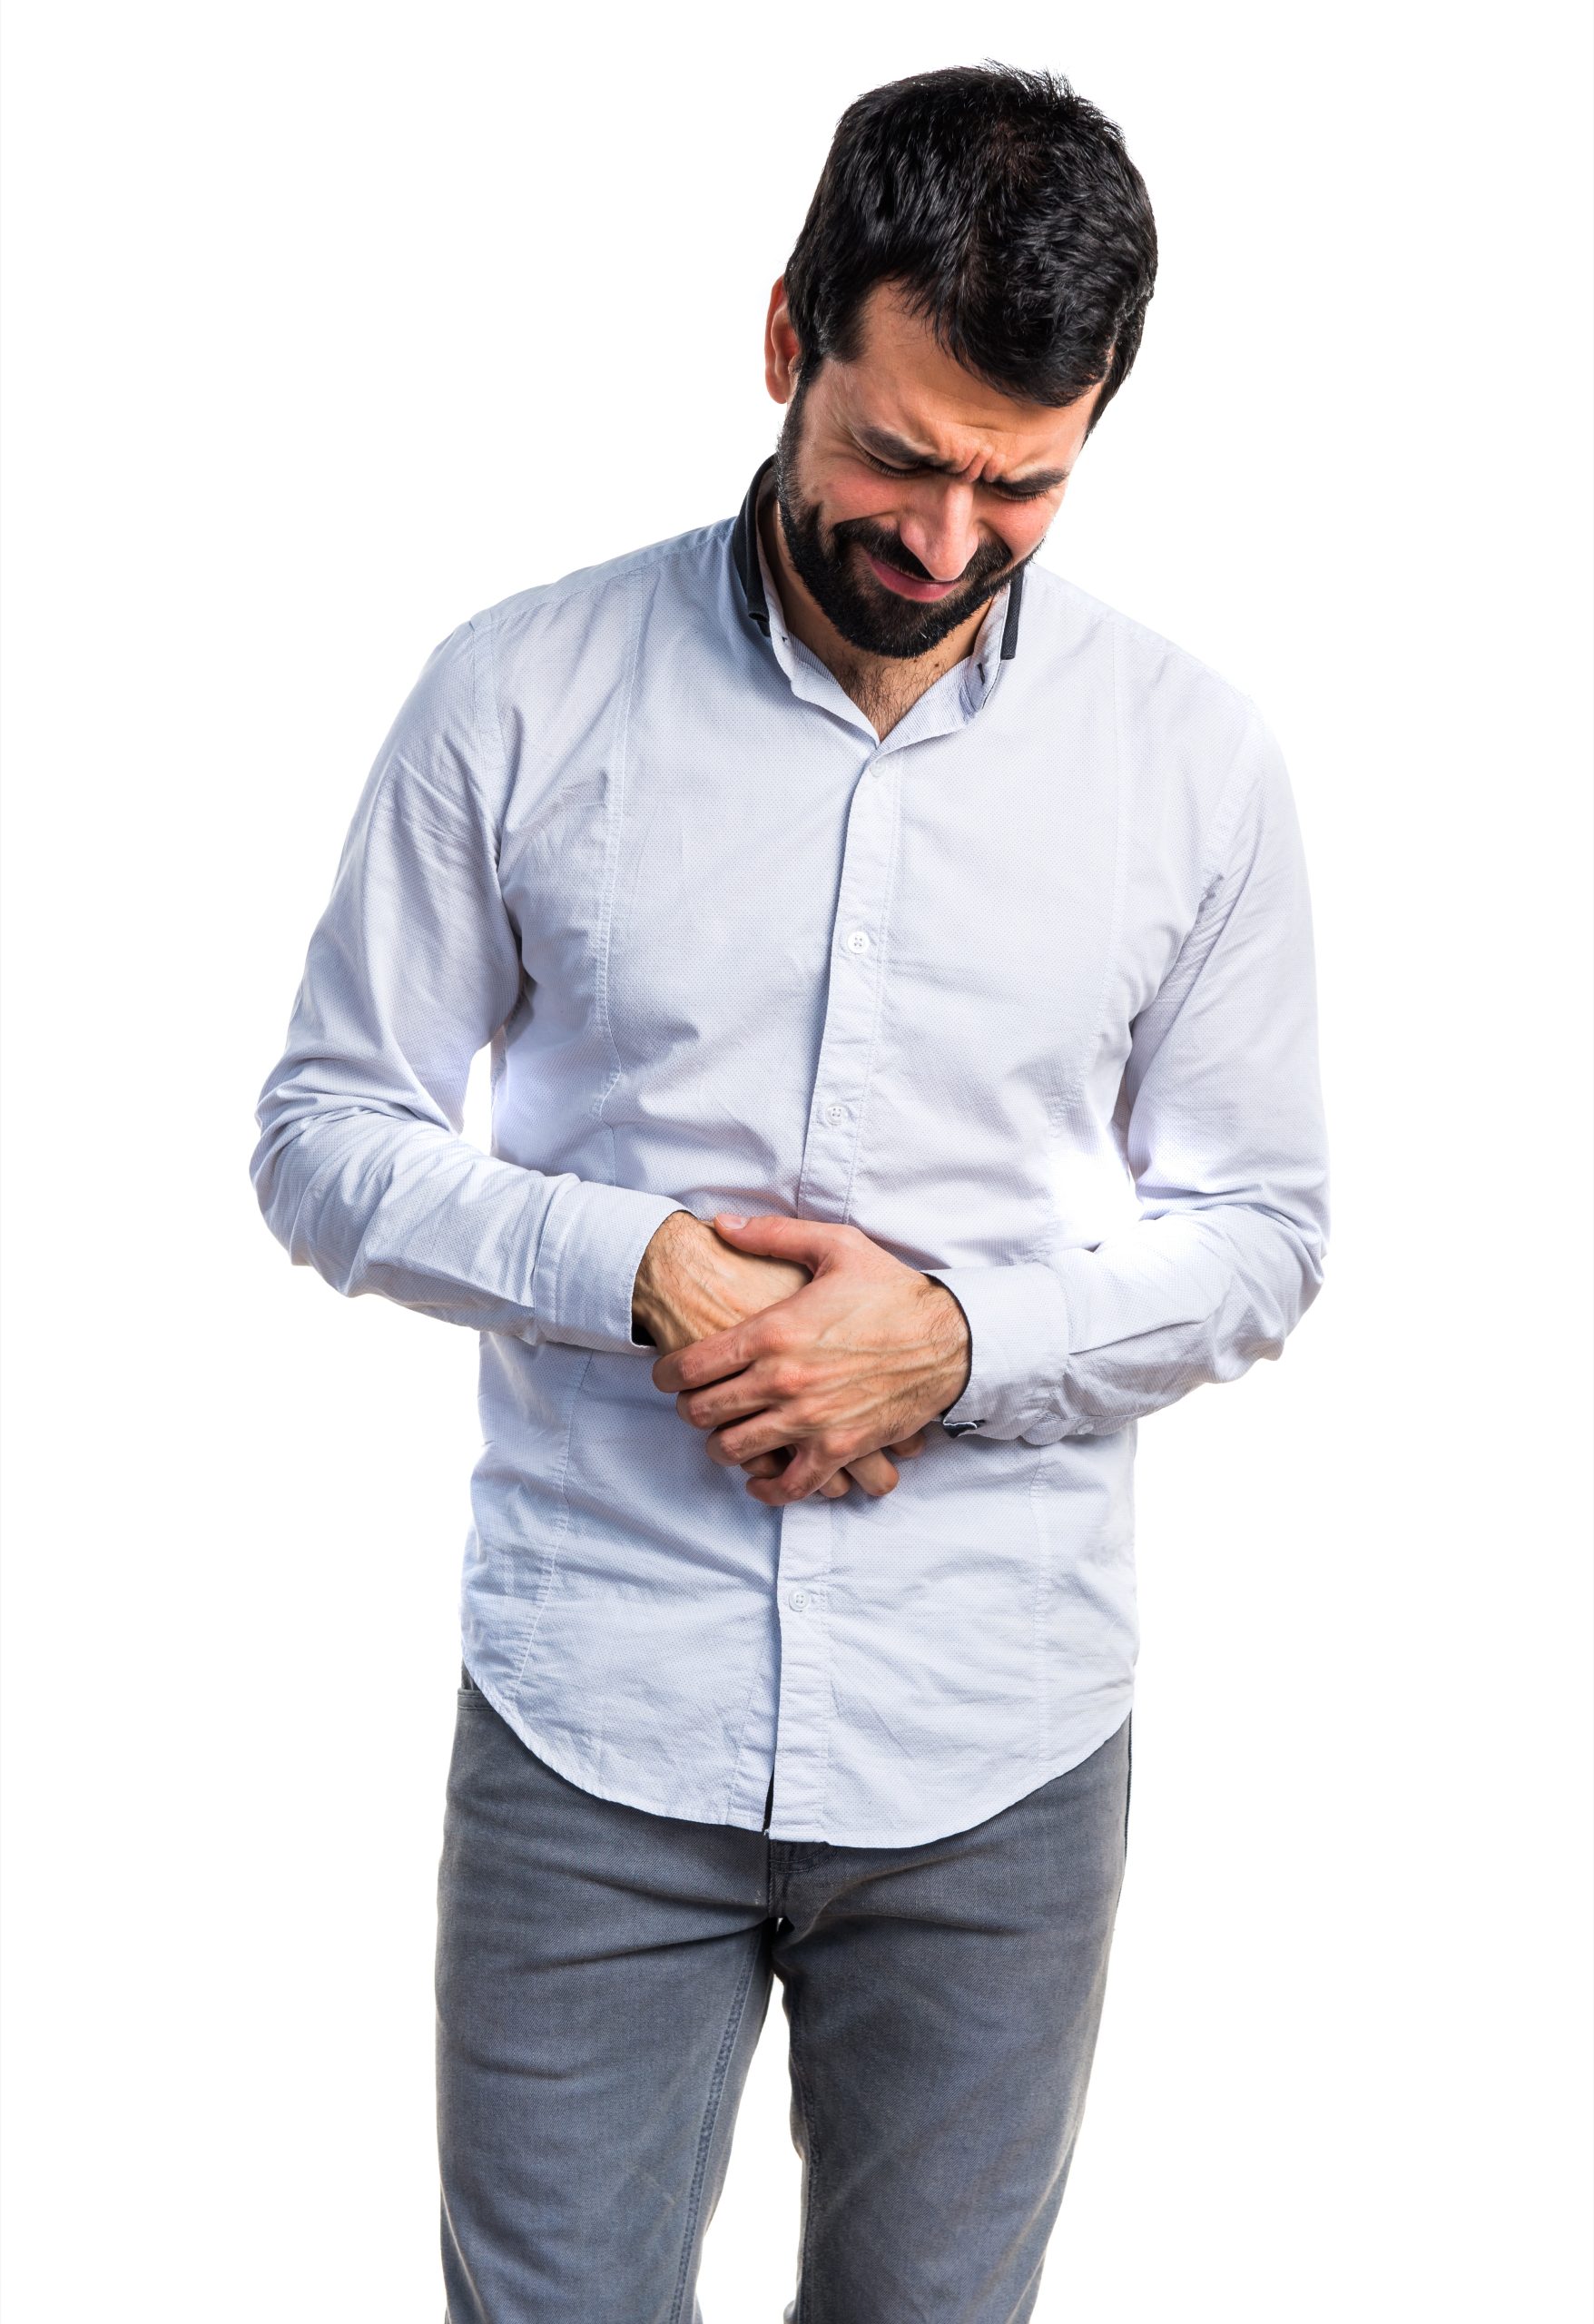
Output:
(836, 517), (1014, 590)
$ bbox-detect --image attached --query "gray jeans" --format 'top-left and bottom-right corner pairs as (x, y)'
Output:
(437, 1668), (1132, 2324)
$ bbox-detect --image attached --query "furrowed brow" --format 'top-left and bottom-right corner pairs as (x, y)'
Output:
(855, 425), (1072, 492)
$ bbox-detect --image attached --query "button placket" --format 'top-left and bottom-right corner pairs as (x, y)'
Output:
(769, 742), (901, 1837)
(768, 1497), (833, 1836)
(795, 747), (897, 1223)
(763, 690), (987, 1837)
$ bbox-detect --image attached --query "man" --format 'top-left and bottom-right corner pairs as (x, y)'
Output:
(251, 61), (1328, 2324)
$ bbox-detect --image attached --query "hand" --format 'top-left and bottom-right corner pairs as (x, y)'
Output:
(633, 1211), (927, 1500)
(648, 1213), (971, 1506)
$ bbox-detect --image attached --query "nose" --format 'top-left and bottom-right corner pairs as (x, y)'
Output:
(893, 482), (982, 584)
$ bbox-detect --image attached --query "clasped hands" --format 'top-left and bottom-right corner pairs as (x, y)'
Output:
(632, 1209), (971, 1506)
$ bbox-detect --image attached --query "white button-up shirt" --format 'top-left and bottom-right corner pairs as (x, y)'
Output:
(250, 457), (1330, 1846)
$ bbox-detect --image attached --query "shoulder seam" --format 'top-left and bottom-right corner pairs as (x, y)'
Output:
(475, 520), (731, 632)
(1196, 703), (1268, 896)
(464, 607), (512, 860)
(1028, 564), (1260, 709)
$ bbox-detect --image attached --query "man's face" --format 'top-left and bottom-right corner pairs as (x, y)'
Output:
(769, 281), (1106, 660)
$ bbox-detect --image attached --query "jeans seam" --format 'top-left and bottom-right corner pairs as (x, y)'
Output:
(788, 1984), (822, 2322)
(1123, 1709), (1134, 1862)
(669, 1935), (762, 2324)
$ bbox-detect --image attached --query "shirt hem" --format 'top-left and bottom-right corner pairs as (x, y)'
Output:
(461, 1658), (770, 1833)
(461, 1653), (1134, 1848)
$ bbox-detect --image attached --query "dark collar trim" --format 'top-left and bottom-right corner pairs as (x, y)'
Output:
(729, 449), (1026, 661)
(731, 454), (777, 636)
(999, 560), (1025, 659)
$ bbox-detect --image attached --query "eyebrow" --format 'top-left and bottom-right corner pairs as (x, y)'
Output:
(854, 425), (1073, 492)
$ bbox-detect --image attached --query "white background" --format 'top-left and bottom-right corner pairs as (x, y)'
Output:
(3, 4), (1589, 2316)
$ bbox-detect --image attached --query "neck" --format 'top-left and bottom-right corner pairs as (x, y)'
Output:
(756, 479), (989, 742)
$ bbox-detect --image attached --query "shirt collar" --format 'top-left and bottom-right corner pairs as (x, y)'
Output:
(729, 453), (1026, 664)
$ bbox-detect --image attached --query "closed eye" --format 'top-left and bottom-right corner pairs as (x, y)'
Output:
(858, 450), (1058, 504)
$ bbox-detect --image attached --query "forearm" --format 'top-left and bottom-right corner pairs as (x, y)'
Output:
(926, 1196), (1324, 1443)
(250, 1098), (685, 1353)
(922, 700), (1331, 1445)
(250, 613), (693, 1355)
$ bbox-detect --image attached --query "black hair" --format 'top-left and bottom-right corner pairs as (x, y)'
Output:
(782, 63), (1158, 431)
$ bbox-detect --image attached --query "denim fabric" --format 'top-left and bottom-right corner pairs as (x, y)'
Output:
(437, 1667), (1132, 2323)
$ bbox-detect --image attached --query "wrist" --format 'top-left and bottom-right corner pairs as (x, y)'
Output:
(632, 1207), (701, 1345)
(921, 1275), (972, 1415)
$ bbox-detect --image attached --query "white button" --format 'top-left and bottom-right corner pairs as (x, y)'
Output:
(845, 930), (871, 953)
(788, 1589), (811, 1611)
(823, 1102), (848, 1124)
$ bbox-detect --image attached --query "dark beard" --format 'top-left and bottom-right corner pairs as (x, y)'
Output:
(771, 379), (1032, 661)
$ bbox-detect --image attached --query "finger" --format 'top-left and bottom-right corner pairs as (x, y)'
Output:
(842, 1451), (901, 1498)
(739, 1430), (923, 1483)
(739, 1446), (856, 1497)
(711, 1213), (853, 1275)
(738, 1450), (787, 1479)
(708, 1411), (808, 1467)
(740, 1454), (868, 1499)
(681, 1377), (772, 1432)
(652, 1317), (774, 1395)
(749, 1448), (900, 1504)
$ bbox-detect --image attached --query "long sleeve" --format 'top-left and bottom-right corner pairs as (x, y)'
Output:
(248, 615), (687, 1351)
(926, 704), (1330, 1444)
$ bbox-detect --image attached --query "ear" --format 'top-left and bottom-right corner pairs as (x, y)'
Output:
(763, 277), (802, 406)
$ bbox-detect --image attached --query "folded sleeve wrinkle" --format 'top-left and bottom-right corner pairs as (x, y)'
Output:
(928, 705), (1330, 1443)
(247, 616), (686, 1352)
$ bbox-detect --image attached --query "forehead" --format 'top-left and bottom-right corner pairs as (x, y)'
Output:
(821, 280), (1096, 466)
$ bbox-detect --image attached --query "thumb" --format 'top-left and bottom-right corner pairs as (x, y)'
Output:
(713, 1211), (844, 1269)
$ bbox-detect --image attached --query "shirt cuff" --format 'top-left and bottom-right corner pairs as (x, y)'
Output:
(531, 1180), (694, 1354)
(920, 1262), (1071, 1441)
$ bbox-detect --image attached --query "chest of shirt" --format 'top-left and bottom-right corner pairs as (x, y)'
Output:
(489, 628), (1206, 1139)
